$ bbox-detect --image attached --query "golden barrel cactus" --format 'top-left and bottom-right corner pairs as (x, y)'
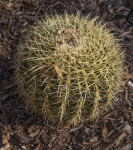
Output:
(13, 13), (124, 126)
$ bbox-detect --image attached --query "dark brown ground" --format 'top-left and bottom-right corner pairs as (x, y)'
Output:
(0, 0), (133, 150)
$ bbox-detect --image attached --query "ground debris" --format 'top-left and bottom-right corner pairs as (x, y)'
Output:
(14, 132), (34, 144)
(0, 0), (133, 149)
(102, 132), (127, 150)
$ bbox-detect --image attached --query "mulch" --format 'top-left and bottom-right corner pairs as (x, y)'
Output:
(0, 0), (133, 149)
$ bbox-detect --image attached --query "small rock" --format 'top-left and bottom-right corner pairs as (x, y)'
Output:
(121, 143), (133, 150)
(85, 128), (93, 136)
(127, 81), (133, 88)
(90, 137), (98, 143)
(122, 124), (132, 136)
(22, 146), (27, 150)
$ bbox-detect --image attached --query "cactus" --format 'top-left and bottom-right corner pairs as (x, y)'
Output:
(13, 13), (124, 126)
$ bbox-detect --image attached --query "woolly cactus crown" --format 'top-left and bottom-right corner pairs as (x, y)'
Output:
(14, 13), (124, 126)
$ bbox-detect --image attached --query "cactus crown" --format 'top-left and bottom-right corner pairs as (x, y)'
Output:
(13, 13), (124, 126)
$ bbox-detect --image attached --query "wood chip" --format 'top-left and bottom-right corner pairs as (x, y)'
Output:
(23, 22), (28, 27)
(0, 123), (10, 145)
(122, 124), (132, 136)
(15, 132), (34, 144)
(102, 126), (108, 139)
(103, 109), (118, 119)
(115, 132), (127, 146)
(117, 6), (126, 12)
(125, 73), (133, 79)
(120, 143), (132, 150)
(106, 22), (123, 33)
(6, 3), (13, 10)
(0, 143), (10, 150)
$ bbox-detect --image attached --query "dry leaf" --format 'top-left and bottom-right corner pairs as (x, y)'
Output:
(57, 30), (63, 35)
(63, 29), (75, 34)
(0, 123), (10, 145)
(125, 73), (133, 79)
(116, 6), (125, 12)
(29, 130), (40, 138)
(102, 126), (108, 139)
(6, 3), (13, 10)
(54, 65), (63, 80)
(23, 21), (28, 27)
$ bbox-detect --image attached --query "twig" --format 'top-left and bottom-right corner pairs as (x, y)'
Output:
(70, 126), (83, 133)
(103, 109), (118, 119)
(35, 0), (46, 18)
(124, 88), (132, 106)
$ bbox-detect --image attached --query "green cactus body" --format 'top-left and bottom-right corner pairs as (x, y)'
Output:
(13, 13), (124, 126)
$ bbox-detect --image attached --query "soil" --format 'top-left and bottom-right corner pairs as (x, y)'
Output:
(0, 0), (133, 150)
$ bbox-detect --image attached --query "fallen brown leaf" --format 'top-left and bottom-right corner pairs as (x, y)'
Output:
(54, 64), (63, 80)
(102, 126), (108, 139)
(6, 3), (13, 10)
(58, 30), (63, 35)
(63, 29), (75, 34)
(29, 129), (40, 138)
(23, 21), (28, 27)
(116, 6), (126, 12)
(0, 123), (10, 145)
